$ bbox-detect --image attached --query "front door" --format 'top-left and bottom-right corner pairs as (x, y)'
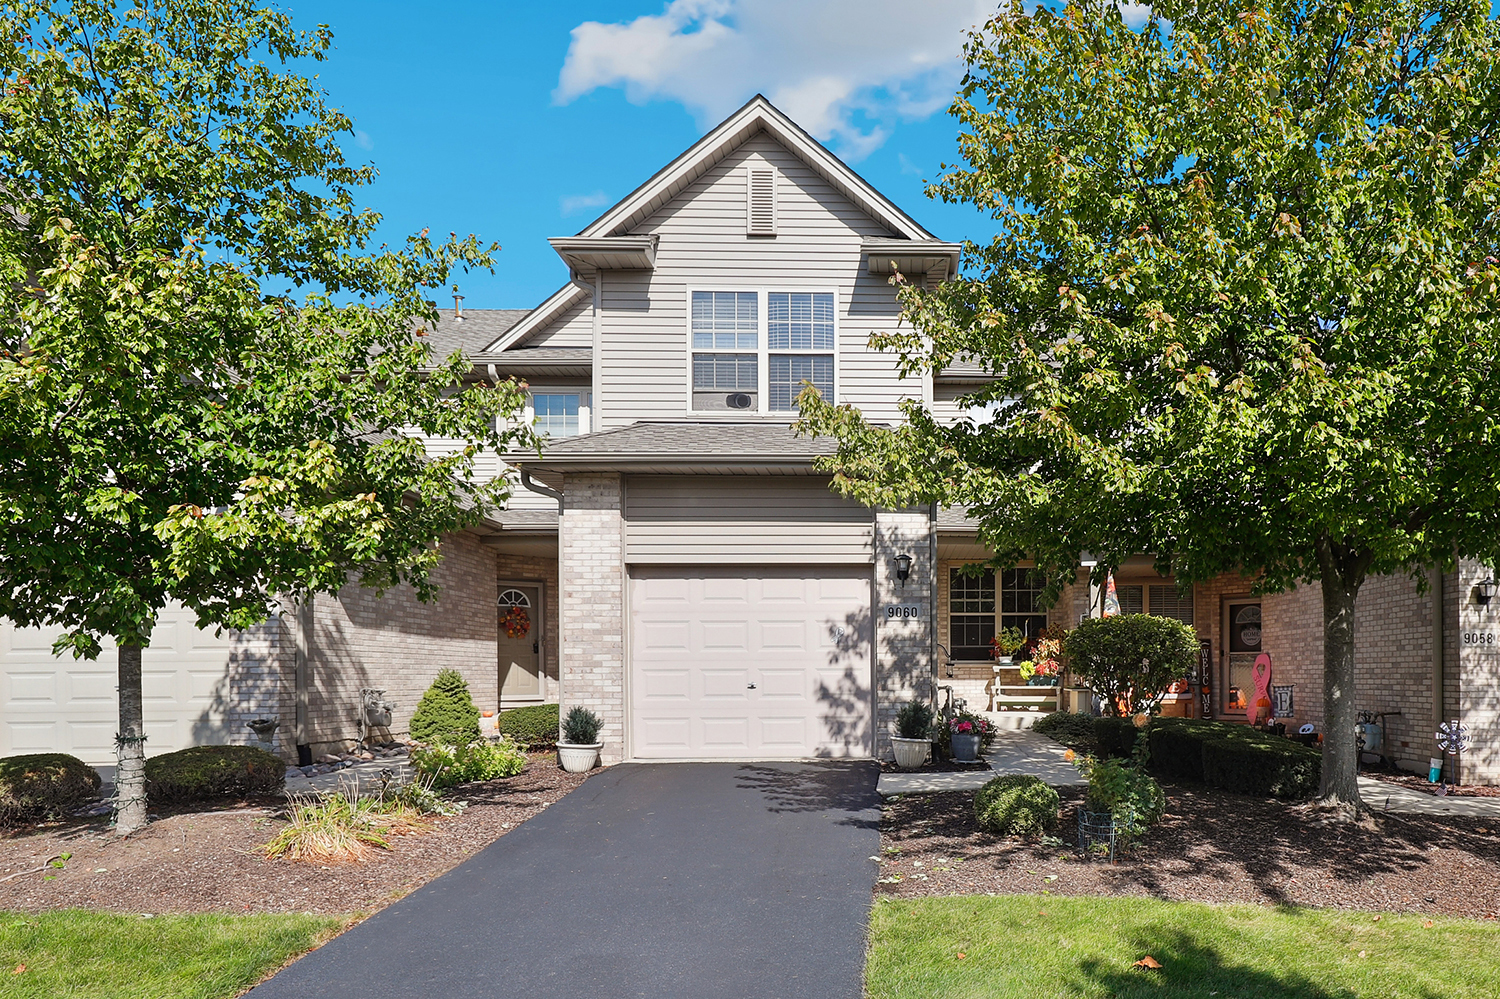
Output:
(1224, 601), (1262, 716)
(499, 585), (541, 702)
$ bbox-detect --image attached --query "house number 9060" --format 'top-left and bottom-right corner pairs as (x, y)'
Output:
(886, 604), (922, 620)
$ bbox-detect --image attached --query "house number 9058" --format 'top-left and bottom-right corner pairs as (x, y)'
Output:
(886, 604), (922, 620)
(1462, 631), (1498, 647)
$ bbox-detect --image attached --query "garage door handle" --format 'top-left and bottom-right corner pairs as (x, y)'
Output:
(747, 682), (757, 689)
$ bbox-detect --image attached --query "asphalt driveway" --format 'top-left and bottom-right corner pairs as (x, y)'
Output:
(248, 760), (881, 999)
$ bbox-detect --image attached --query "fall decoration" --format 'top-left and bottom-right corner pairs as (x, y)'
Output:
(500, 605), (531, 639)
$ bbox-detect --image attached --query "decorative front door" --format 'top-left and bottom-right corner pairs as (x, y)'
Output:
(498, 585), (541, 701)
(1224, 601), (1262, 716)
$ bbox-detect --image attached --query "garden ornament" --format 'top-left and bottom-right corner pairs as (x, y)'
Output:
(1250, 654), (1273, 726)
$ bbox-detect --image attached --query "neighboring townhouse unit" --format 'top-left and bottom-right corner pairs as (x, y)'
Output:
(5, 94), (1496, 785)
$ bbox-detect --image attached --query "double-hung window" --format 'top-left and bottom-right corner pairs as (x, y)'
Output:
(690, 290), (836, 413)
(528, 390), (590, 437)
(691, 291), (759, 411)
(767, 291), (834, 411)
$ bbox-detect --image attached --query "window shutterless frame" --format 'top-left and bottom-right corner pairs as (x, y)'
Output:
(683, 287), (839, 416)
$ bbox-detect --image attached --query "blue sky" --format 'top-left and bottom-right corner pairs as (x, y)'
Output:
(291, 1), (994, 310)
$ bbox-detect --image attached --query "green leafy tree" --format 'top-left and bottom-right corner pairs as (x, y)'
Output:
(797, 1), (1500, 815)
(408, 669), (481, 746)
(0, 1), (534, 834)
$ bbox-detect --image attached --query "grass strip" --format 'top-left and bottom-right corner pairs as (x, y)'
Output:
(0, 909), (345, 998)
(867, 894), (1500, 998)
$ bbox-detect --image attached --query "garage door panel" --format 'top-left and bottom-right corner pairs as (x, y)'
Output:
(630, 566), (871, 760)
(65, 670), (116, 705)
(8, 672), (58, 704)
(6, 721), (56, 753)
(67, 722), (116, 759)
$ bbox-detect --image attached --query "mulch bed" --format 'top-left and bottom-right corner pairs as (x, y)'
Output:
(878, 783), (1500, 920)
(0, 753), (588, 915)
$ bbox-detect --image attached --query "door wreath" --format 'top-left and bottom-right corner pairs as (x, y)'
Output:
(500, 605), (531, 639)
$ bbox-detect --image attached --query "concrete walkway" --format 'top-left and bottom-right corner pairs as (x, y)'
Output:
(877, 729), (1085, 796)
(249, 761), (881, 999)
(1359, 777), (1500, 817)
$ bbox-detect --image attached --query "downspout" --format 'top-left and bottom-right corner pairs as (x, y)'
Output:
(294, 595), (313, 766)
(929, 501), (939, 707)
(519, 467), (563, 503)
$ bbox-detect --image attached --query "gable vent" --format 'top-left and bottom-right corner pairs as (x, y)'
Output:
(746, 167), (776, 236)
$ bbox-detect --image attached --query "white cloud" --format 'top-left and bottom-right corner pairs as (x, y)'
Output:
(353, 129), (374, 151)
(560, 190), (611, 216)
(1118, 3), (1152, 29)
(555, 0), (989, 159)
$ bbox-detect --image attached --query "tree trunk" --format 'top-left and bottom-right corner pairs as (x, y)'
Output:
(114, 643), (148, 835)
(1318, 574), (1363, 816)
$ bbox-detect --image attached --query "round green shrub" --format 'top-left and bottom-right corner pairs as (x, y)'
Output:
(497, 703), (559, 749)
(1064, 613), (1199, 717)
(974, 773), (1060, 836)
(144, 745), (286, 805)
(409, 668), (481, 746)
(0, 753), (101, 824)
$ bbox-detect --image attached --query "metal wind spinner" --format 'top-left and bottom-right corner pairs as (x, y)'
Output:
(1436, 720), (1471, 755)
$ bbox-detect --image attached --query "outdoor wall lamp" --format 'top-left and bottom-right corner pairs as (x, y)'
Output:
(1476, 576), (1497, 606)
(893, 553), (914, 587)
(936, 643), (957, 679)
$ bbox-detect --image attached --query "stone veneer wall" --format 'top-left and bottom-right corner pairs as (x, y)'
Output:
(557, 472), (626, 763)
(1455, 559), (1500, 784)
(300, 529), (499, 754)
(874, 510), (933, 759)
(493, 550), (561, 699)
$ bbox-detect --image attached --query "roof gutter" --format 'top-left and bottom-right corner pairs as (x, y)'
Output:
(519, 466), (563, 502)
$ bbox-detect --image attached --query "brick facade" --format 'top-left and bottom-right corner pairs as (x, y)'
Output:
(557, 472), (626, 763)
(873, 510), (934, 758)
(299, 529), (500, 755)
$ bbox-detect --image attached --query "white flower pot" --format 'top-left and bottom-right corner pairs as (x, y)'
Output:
(891, 736), (930, 770)
(557, 742), (602, 773)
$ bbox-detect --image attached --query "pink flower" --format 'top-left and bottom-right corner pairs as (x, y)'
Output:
(956, 721), (973, 733)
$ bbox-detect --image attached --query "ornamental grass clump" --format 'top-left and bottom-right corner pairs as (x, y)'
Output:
(409, 669), (481, 746)
(262, 792), (391, 863)
(974, 774), (1059, 836)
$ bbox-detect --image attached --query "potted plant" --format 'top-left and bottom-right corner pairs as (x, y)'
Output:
(891, 700), (935, 769)
(948, 711), (991, 762)
(989, 626), (1027, 666)
(557, 706), (603, 773)
(1018, 632), (1065, 687)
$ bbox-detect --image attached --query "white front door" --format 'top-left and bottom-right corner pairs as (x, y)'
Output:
(629, 566), (872, 760)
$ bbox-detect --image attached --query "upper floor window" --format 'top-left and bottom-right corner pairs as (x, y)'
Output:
(690, 289), (836, 414)
(530, 391), (589, 437)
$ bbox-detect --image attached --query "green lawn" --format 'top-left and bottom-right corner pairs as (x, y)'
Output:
(0, 910), (346, 999)
(867, 895), (1500, 999)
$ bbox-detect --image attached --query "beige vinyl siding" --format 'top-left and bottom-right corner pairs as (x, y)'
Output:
(597, 132), (925, 428)
(624, 475), (872, 564)
(516, 294), (593, 348)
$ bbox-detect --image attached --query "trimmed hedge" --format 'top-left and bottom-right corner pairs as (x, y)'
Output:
(1201, 737), (1321, 799)
(1030, 711), (1097, 752)
(496, 703), (559, 749)
(144, 745), (286, 805)
(1146, 718), (1321, 799)
(0, 753), (101, 823)
(974, 774), (1060, 836)
(1093, 716), (1140, 759)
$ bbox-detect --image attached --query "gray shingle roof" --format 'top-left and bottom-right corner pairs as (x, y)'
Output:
(508, 421), (837, 466)
(420, 309), (529, 361)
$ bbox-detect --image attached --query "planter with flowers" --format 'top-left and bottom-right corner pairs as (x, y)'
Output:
(948, 711), (992, 762)
(1017, 632), (1065, 687)
(989, 626), (1027, 667)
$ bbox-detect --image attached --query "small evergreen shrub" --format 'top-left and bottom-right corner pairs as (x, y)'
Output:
(974, 774), (1060, 836)
(1201, 736), (1322, 799)
(895, 700), (936, 739)
(1031, 711), (1098, 752)
(0, 753), (101, 823)
(497, 703), (560, 749)
(409, 668), (481, 746)
(561, 706), (602, 745)
(1064, 613), (1199, 716)
(410, 737), (527, 790)
(145, 745), (286, 805)
(1093, 716), (1141, 759)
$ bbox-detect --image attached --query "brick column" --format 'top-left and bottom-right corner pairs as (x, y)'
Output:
(1456, 558), (1500, 784)
(559, 473), (626, 763)
(873, 508), (934, 759)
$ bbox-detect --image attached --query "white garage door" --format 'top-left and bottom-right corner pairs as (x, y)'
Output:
(630, 566), (872, 760)
(1, 606), (249, 766)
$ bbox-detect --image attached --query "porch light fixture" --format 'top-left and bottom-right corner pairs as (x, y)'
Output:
(1476, 576), (1497, 606)
(893, 553), (914, 587)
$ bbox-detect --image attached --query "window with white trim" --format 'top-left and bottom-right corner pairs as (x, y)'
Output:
(689, 289), (836, 414)
(1113, 581), (1194, 624)
(527, 390), (590, 437)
